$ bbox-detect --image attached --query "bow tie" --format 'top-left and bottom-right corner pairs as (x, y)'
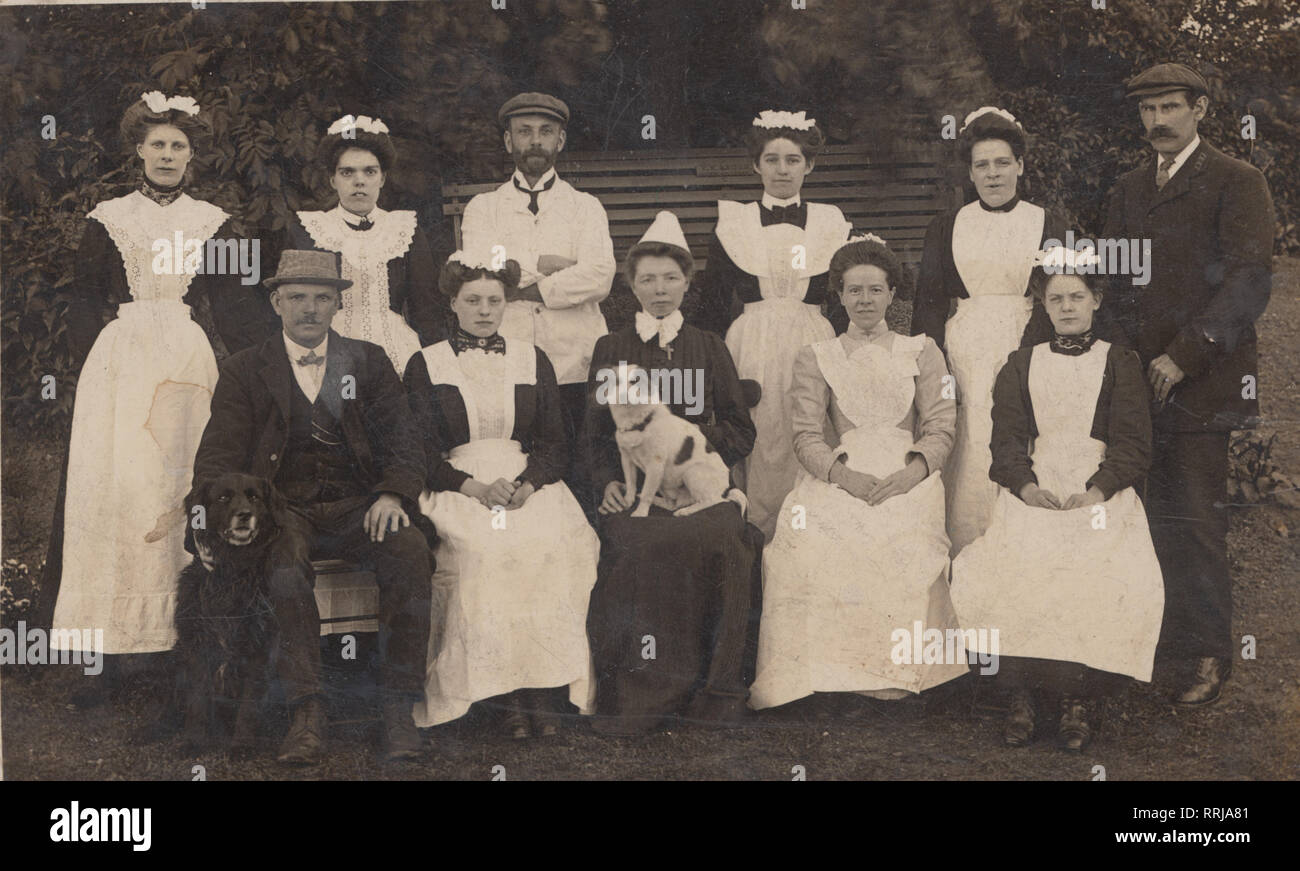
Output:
(635, 310), (683, 350)
(296, 350), (326, 367)
(513, 174), (557, 215)
(451, 328), (506, 355)
(760, 201), (807, 228)
(344, 214), (373, 231)
(978, 194), (1020, 213)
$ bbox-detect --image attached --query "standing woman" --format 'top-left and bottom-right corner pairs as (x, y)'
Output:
(689, 110), (852, 541)
(751, 236), (968, 710)
(951, 248), (1164, 751)
(405, 253), (599, 739)
(48, 92), (264, 696)
(286, 114), (446, 376)
(911, 107), (1069, 555)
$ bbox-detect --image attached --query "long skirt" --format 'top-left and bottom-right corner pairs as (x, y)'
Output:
(51, 300), (217, 654)
(726, 297), (834, 542)
(588, 502), (763, 720)
(751, 426), (968, 709)
(942, 293), (1033, 554)
(414, 438), (599, 727)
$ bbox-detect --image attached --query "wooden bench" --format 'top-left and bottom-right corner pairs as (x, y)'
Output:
(441, 144), (964, 271)
(312, 559), (379, 637)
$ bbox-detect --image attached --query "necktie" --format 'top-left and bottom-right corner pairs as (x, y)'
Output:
(635, 310), (684, 350)
(513, 174), (556, 215)
(345, 215), (373, 231)
(296, 351), (325, 367)
(1156, 156), (1175, 191)
(760, 202), (807, 228)
(451, 328), (506, 355)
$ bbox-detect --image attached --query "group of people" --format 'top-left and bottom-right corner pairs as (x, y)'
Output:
(40, 60), (1275, 766)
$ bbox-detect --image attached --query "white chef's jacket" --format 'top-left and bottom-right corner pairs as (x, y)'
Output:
(460, 168), (615, 385)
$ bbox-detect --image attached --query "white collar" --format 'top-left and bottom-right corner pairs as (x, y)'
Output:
(284, 331), (328, 361)
(511, 167), (559, 192)
(635, 309), (684, 348)
(1159, 134), (1200, 178)
(761, 192), (801, 210)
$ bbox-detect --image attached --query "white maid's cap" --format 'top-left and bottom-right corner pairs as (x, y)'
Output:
(959, 106), (1022, 134)
(327, 114), (390, 136)
(753, 110), (816, 130)
(141, 91), (200, 116)
(1036, 245), (1102, 272)
(637, 211), (690, 251)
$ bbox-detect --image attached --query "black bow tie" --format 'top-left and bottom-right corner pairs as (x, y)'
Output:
(978, 194), (1020, 213)
(760, 201), (807, 228)
(513, 175), (557, 215)
(344, 215), (373, 231)
(451, 328), (506, 355)
(1049, 330), (1097, 356)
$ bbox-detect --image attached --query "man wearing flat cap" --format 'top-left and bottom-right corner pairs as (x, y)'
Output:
(191, 249), (433, 764)
(460, 91), (616, 512)
(1102, 62), (1275, 707)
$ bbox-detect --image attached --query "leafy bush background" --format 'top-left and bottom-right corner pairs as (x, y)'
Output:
(2, 0), (1296, 436)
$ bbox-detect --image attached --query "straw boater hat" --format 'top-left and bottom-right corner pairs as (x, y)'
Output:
(264, 249), (353, 290)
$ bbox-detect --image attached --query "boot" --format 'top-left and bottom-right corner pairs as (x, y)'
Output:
(276, 695), (325, 765)
(380, 695), (425, 762)
(1057, 697), (1092, 752)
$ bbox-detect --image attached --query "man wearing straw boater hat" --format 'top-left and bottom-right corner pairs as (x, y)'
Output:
(460, 92), (616, 513)
(191, 249), (432, 764)
(1102, 62), (1275, 707)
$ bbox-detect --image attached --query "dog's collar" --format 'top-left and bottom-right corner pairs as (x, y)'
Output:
(617, 408), (655, 434)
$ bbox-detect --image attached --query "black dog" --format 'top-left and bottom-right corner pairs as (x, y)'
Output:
(174, 473), (288, 755)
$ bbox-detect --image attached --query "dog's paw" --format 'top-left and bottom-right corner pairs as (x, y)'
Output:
(630, 502), (652, 518)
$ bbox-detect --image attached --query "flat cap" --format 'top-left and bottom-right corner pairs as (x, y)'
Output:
(1126, 63), (1209, 99)
(498, 92), (569, 127)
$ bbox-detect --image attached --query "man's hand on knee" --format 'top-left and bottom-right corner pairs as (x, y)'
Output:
(364, 493), (410, 544)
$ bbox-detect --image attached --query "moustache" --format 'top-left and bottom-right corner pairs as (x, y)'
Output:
(1147, 127), (1176, 139)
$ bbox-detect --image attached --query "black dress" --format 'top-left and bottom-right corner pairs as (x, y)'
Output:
(581, 322), (764, 727)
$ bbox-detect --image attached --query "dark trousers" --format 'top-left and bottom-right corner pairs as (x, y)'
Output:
(998, 655), (1130, 700)
(268, 494), (432, 704)
(558, 382), (593, 516)
(1146, 430), (1233, 661)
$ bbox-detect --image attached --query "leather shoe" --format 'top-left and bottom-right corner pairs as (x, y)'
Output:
(503, 709), (531, 740)
(1002, 688), (1035, 747)
(1057, 697), (1091, 752)
(1175, 657), (1230, 707)
(276, 696), (325, 765)
(381, 697), (425, 762)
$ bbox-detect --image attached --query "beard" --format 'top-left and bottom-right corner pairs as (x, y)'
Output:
(513, 146), (557, 176)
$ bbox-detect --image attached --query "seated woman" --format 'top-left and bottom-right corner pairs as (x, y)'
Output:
(750, 236), (969, 711)
(582, 211), (763, 735)
(404, 252), (599, 739)
(950, 247), (1164, 752)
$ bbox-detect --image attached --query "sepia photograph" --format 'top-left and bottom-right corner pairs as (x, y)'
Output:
(0, 0), (1296, 812)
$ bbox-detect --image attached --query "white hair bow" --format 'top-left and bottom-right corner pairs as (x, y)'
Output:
(752, 110), (816, 131)
(327, 114), (391, 136)
(958, 106), (1022, 134)
(141, 91), (200, 116)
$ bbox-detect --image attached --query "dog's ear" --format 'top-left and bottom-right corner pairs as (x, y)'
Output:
(185, 478), (210, 516)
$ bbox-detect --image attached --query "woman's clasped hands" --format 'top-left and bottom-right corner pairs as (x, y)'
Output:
(461, 477), (536, 511)
(1018, 482), (1105, 510)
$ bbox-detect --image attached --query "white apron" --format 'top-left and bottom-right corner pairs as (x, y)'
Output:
(950, 342), (1165, 681)
(412, 340), (599, 727)
(751, 334), (968, 709)
(52, 192), (224, 654)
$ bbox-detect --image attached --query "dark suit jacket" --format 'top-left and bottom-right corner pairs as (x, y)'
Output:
(193, 330), (426, 508)
(1102, 139), (1274, 432)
